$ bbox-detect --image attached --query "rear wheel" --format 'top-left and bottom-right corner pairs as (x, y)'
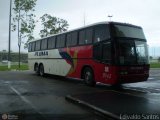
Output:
(83, 67), (96, 86)
(39, 64), (45, 76)
(35, 64), (39, 74)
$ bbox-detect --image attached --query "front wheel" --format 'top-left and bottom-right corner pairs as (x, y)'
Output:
(39, 64), (45, 77)
(83, 67), (96, 87)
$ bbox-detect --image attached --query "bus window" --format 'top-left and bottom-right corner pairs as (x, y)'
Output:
(85, 28), (93, 44)
(102, 42), (111, 63)
(66, 33), (72, 46)
(35, 40), (41, 51)
(56, 34), (66, 48)
(94, 25), (110, 43)
(41, 39), (48, 50)
(118, 40), (136, 65)
(93, 44), (102, 60)
(61, 34), (66, 47)
(71, 31), (78, 46)
(79, 30), (85, 45)
(48, 36), (56, 49)
(67, 32), (78, 47)
(31, 42), (35, 51)
(56, 35), (61, 48)
(28, 43), (32, 52)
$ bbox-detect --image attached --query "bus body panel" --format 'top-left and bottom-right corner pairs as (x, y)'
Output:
(28, 43), (149, 85)
(28, 49), (71, 76)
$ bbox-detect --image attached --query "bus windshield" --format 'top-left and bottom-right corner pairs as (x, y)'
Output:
(113, 24), (146, 39)
(117, 39), (149, 65)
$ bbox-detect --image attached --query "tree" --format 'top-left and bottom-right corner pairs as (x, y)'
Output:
(39, 14), (69, 38)
(12, 0), (37, 68)
(149, 56), (153, 60)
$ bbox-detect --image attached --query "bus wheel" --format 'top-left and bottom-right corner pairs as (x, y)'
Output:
(39, 64), (45, 77)
(35, 64), (39, 74)
(83, 67), (96, 87)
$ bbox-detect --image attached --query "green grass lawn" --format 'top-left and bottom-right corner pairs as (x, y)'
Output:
(150, 62), (160, 68)
(0, 64), (29, 71)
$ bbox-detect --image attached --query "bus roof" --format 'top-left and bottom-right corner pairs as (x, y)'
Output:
(30, 21), (142, 42)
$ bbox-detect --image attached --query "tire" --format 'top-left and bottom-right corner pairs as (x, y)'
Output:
(83, 67), (96, 86)
(35, 64), (39, 75)
(39, 64), (45, 77)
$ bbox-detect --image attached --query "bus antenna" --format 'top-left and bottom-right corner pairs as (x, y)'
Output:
(83, 12), (86, 26)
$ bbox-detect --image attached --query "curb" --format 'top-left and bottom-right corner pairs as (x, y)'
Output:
(65, 95), (119, 120)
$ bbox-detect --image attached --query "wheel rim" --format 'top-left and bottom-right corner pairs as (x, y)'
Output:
(35, 65), (38, 72)
(40, 65), (44, 76)
(85, 71), (91, 83)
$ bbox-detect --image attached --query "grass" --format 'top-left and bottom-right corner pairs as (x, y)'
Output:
(150, 62), (160, 68)
(0, 64), (29, 71)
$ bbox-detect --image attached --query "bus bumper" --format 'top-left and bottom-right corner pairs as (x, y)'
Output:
(118, 74), (149, 84)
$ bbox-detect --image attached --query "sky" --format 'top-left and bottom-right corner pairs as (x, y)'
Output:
(0, 0), (160, 55)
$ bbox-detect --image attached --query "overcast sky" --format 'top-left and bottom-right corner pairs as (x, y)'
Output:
(0, 0), (160, 53)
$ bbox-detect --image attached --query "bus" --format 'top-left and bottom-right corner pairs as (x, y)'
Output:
(28, 22), (149, 86)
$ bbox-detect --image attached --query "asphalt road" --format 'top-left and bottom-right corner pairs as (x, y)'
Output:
(0, 68), (160, 120)
(0, 71), (107, 120)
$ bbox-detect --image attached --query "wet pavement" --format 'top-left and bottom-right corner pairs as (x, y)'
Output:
(66, 68), (160, 120)
(0, 71), (106, 120)
(0, 68), (160, 120)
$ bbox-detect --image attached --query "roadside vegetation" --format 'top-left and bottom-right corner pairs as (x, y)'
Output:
(150, 62), (160, 68)
(0, 64), (28, 71)
(149, 56), (160, 68)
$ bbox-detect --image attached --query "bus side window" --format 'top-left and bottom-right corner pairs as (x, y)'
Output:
(85, 28), (93, 44)
(56, 34), (66, 48)
(56, 35), (61, 48)
(93, 44), (102, 60)
(31, 42), (35, 52)
(48, 36), (56, 49)
(67, 32), (78, 47)
(35, 40), (41, 51)
(79, 30), (85, 45)
(66, 33), (72, 46)
(28, 43), (32, 52)
(71, 31), (78, 46)
(94, 25), (110, 43)
(102, 42), (111, 63)
(61, 34), (66, 47)
(41, 39), (48, 50)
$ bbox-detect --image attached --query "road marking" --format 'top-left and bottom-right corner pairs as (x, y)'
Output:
(10, 86), (43, 115)
(148, 77), (154, 80)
